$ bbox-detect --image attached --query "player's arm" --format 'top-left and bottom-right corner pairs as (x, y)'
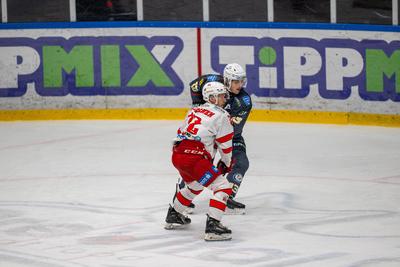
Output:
(189, 77), (206, 107)
(230, 93), (252, 135)
(215, 113), (234, 167)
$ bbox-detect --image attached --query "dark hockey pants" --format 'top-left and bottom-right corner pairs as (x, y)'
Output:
(226, 141), (249, 197)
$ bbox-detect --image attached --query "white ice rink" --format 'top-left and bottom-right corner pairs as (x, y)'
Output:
(0, 120), (400, 267)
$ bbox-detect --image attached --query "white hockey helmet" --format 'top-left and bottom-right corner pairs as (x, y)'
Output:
(202, 81), (228, 103)
(223, 63), (247, 91)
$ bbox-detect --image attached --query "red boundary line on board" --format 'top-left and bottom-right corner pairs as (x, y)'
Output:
(196, 27), (202, 77)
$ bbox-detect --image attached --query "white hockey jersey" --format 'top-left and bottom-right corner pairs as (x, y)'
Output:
(176, 102), (233, 166)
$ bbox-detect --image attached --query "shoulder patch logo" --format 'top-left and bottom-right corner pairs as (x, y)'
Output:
(191, 82), (199, 92)
(242, 96), (251, 106)
(207, 75), (218, 82)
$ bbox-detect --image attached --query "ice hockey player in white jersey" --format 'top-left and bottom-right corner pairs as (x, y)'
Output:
(165, 81), (234, 241)
(174, 63), (251, 214)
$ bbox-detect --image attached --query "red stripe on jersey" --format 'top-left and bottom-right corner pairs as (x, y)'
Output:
(188, 187), (203, 195)
(210, 199), (226, 211)
(177, 128), (182, 135)
(176, 192), (191, 207)
(215, 188), (233, 196)
(216, 132), (234, 143)
(222, 147), (233, 154)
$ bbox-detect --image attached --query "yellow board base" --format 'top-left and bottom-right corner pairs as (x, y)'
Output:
(249, 110), (400, 127)
(0, 108), (399, 127)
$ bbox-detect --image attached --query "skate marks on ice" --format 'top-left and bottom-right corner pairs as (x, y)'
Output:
(246, 192), (400, 239)
(348, 257), (400, 267)
(0, 200), (271, 266)
(0, 196), (395, 266)
(0, 201), (185, 267)
(0, 192), (399, 266)
(190, 190), (400, 266)
(239, 191), (400, 266)
(0, 199), (329, 267)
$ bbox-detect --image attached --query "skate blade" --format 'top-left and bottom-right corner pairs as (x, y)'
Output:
(204, 233), (232, 241)
(225, 208), (245, 215)
(164, 223), (189, 230)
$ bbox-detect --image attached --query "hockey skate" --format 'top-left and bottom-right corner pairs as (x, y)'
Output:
(164, 205), (191, 230)
(226, 197), (246, 215)
(204, 215), (232, 241)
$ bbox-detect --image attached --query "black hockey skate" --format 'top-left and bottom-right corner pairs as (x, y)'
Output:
(204, 215), (232, 241)
(164, 205), (191, 230)
(226, 197), (246, 215)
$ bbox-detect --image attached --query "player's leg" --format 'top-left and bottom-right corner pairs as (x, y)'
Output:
(226, 142), (249, 214)
(172, 179), (203, 215)
(170, 140), (208, 213)
(165, 178), (203, 229)
(180, 157), (233, 241)
(165, 141), (211, 229)
(165, 150), (200, 229)
(204, 174), (233, 241)
(172, 177), (198, 214)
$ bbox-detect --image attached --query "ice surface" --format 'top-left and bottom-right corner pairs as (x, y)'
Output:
(0, 120), (399, 267)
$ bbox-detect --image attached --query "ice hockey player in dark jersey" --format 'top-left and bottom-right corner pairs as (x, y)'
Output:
(174, 63), (252, 214)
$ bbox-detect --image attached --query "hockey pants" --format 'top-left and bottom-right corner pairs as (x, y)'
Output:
(226, 141), (249, 197)
(172, 140), (233, 221)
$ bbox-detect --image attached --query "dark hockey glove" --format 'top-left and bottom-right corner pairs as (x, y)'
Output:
(217, 160), (232, 175)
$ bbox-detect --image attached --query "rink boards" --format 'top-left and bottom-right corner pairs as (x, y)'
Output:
(0, 22), (399, 126)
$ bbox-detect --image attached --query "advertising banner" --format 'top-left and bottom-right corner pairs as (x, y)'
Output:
(0, 23), (399, 125)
